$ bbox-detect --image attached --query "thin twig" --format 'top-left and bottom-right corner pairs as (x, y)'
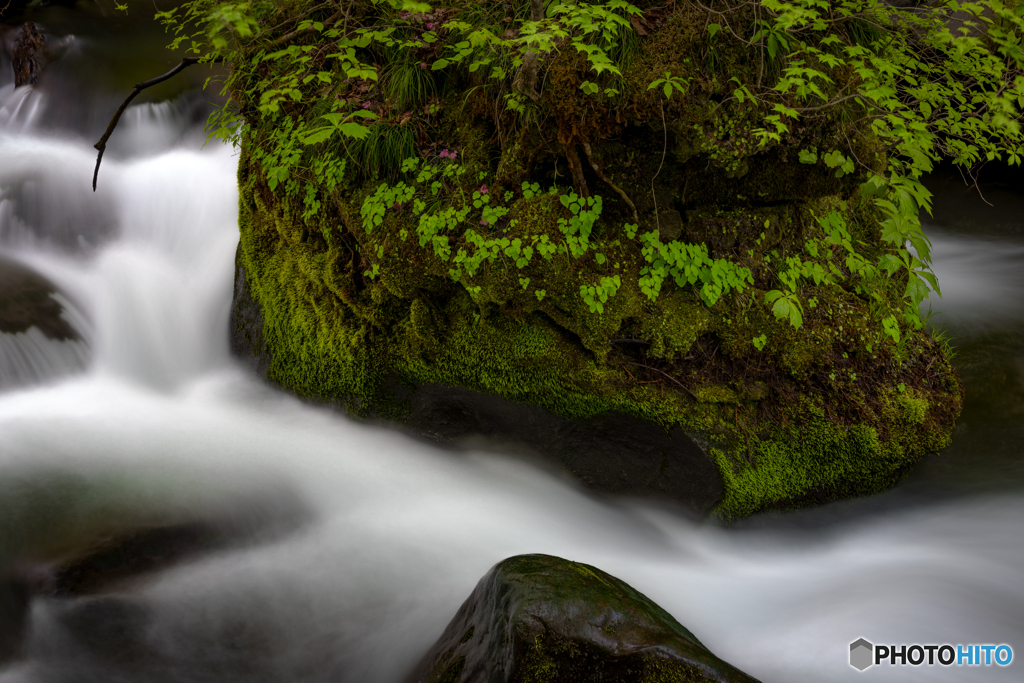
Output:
(620, 361), (698, 399)
(651, 98), (667, 231)
(92, 57), (221, 191)
(581, 141), (639, 224)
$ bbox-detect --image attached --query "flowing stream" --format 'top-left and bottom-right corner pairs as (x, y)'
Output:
(1, 11), (1022, 683)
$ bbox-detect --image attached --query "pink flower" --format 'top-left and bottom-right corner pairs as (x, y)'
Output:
(399, 11), (410, 20)
(420, 62), (428, 69)
(425, 22), (435, 30)
(480, 220), (490, 226)
(361, 101), (373, 109)
(440, 149), (453, 159)
(479, 184), (489, 195)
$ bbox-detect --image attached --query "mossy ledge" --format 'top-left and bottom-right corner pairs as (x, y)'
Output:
(229, 1), (962, 520)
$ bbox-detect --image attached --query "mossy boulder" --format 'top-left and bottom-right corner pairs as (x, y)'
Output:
(406, 554), (760, 683)
(229, 0), (962, 519)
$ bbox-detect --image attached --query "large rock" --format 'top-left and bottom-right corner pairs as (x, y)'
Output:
(407, 554), (760, 683)
(229, 1), (964, 520)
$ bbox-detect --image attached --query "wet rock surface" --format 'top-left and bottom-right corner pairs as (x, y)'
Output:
(0, 252), (77, 339)
(407, 554), (760, 683)
(11, 21), (42, 87)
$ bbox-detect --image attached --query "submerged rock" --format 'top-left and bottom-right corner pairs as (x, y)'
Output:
(0, 253), (88, 390)
(0, 253), (77, 340)
(407, 554), (760, 683)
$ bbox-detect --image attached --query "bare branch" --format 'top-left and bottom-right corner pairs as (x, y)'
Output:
(92, 57), (221, 191)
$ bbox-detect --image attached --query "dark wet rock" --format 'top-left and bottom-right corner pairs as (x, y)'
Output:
(230, 252), (272, 378)
(11, 21), (42, 87)
(407, 554), (760, 683)
(47, 523), (228, 597)
(30, 497), (310, 597)
(0, 253), (78, 340)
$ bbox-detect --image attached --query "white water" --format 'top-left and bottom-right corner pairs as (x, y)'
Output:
(1, 72), (1022, 683)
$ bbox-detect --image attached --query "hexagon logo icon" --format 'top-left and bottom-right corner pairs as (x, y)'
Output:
(850, 638), (874, 671)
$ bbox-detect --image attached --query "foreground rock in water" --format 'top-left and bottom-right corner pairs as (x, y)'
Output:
(407, 554), (759, 683)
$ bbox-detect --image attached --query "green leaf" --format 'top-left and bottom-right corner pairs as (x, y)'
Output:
(338, 122), (372, 139)
(799, 148), (818, 164)
(301, 127), (334, 145)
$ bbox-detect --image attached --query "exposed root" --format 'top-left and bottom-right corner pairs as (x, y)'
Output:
(582, 141), (639, 224)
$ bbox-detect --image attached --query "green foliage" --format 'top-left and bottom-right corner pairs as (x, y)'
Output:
(647, 71), (689, 99)
(637, 231), (753, 306)
(580, 275), (621, 313)
(163, 0), (1022, 335)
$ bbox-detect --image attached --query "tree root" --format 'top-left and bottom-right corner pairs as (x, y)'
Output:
(582, 141), (639, 224)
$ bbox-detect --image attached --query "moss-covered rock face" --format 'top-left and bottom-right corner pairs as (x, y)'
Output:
(406, 553), (760, 683)
(231, 1), (962, 519)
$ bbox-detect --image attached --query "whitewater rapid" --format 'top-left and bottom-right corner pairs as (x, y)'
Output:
(0, 51), (1021, 683)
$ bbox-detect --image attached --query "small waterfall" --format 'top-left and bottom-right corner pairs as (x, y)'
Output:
(0, 63), (236, 389)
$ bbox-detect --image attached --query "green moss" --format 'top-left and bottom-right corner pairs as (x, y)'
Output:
(233, 1), (962, 520)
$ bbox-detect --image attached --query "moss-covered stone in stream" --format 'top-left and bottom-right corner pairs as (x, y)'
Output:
(230, 0), (962, 520)
(405, 554), (760, 683)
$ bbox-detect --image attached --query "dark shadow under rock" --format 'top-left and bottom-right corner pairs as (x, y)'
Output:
(402, 384), (722, 516)
(407, 554), (760, 683)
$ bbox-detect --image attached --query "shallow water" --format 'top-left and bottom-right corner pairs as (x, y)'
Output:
(1, 11), (1022, 683)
